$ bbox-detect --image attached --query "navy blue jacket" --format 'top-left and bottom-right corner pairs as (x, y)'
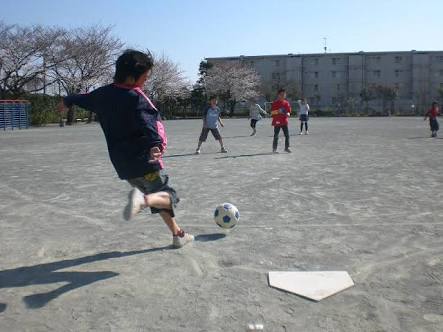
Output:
(63, 84), (166, 180)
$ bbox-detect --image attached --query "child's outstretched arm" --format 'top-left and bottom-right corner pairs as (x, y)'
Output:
(218, 116), (224, 127)
(258, 104), (267, 116)
(61, 92), (97, 111)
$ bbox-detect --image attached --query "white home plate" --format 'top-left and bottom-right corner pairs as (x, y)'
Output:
(268, 271), (354, 301)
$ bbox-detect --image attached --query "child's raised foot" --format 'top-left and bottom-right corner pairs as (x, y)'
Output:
(123, 188), (145, 221)
(220, 147), (228, 153)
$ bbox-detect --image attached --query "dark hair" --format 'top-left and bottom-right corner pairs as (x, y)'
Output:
(209, 95), (217, 101)
(114, 49), (154, 83)
(277, 88), (286, 94)
(432, 101), (439, 107)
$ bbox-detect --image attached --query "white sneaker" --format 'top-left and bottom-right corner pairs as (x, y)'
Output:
(299, 132), (303, 135)
(195, 149), (201, 155)
(123, 188), (145, 221)
(305, 131), (309, 135)
(172, 231), (194, 248)
(220, 147), (228, 153)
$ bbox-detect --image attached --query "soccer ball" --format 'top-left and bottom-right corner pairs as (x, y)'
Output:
(214, 203), (240, 229)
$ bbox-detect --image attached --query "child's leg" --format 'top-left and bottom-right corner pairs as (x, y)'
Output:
(282, 125), (290, 149)
(251, 119), (257, 135)
(273, 126), (280, 151)
(145, 191), (172, 210)
(212, 129), (227, 152)
(158, 207), (194, 248)
(196, 128), (209, 152)
(145, 187), (194, 247)
(300, 122), (303, 133)
(305, 121), (308, 131)
(218, 137), (227, 152)
(159, 210), (181, 235)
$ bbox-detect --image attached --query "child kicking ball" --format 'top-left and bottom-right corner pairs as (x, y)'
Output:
(58, 49), (194, 248)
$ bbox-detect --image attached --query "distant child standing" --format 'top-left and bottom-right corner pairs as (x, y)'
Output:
(271, 88), (292, 153)
(58, 49), (194, 248)
(298, 98), (310, 135)
(249, 99), (268, 136)
(424, 102), (440, 137)
(195, 96), (227, 154)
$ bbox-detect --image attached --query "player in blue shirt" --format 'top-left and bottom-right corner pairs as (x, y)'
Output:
(195, 96), (227, 154)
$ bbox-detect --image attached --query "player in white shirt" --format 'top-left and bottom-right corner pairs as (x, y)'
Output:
(298, 98), (310, 135)
(249, 99), (268, 136)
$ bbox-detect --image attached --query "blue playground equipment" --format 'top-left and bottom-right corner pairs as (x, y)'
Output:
(0, 100), (31, 130)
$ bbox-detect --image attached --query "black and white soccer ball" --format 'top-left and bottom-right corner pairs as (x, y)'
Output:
(214, 203), (240, 229)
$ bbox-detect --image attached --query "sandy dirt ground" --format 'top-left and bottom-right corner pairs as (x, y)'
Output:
(0, 117), (442, 332)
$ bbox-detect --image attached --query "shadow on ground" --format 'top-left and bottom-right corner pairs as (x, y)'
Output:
(195, 233), (226, 242)
(223, 135), (251, 139)
(164, 152), (222, 158)
(164, 153), (197, 158)
(407, 137), (443, 140)
(216, 152), (274, 159)
(0, 246), (170, 310)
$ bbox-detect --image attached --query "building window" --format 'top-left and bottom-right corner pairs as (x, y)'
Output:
(314, 84), (319, 92)
(331, 71), (337, 78)
(337, 84), (341, 92)
(271, 72), (280, 80)
(373, 70), (381, 78)
(275, 60), (280, 67)
(395, 70), (401, 78)
(314, 71), (319, 78)
(313, 58), (319, 65)
(437, 56), (443, 62)
(394, 56), (402, 64)
(332, 58), (340, 65)
(371, 56), (381, 64)
(332, 97), (337, 104)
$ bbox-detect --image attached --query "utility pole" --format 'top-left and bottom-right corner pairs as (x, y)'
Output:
(323, 37), (328, 54)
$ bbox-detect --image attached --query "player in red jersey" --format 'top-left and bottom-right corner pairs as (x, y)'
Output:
(271, 88), (292, 153)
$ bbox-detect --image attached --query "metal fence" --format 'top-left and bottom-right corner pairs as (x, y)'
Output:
(0, 100), (31, 130)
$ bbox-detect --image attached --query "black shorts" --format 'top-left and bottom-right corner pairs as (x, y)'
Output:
(299, 114), (309, 122)
(127, 170), (179, 217)
(250, 119), (258, 128)
(199, 127), (221, 141)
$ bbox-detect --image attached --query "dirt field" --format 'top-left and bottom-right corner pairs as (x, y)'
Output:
(0, 117), (442, 332)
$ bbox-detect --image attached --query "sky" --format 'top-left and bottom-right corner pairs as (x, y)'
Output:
(1, 0), (442, 82)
